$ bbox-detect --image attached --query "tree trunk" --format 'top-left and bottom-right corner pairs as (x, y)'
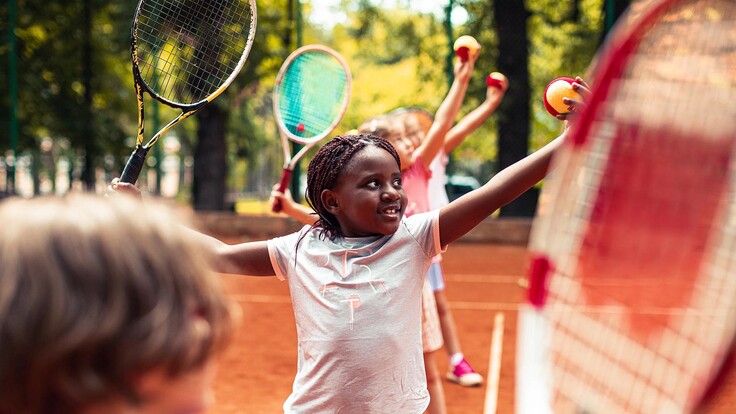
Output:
(193, 104), (228, 211)
(494, 0), (536, 217)
(601, 0), (632, 44)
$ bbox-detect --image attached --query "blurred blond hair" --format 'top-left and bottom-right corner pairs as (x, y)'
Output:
(0, 193), (236, 413)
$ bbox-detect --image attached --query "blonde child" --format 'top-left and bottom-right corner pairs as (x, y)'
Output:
(0, 194), (235, 414)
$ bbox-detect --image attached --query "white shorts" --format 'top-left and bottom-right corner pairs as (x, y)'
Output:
(427, 262), (445, 291)
(421, 279), (443, 353)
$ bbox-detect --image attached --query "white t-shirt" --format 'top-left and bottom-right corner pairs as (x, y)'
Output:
(428, 151), (450, 211)
(268, 211), (444, 413)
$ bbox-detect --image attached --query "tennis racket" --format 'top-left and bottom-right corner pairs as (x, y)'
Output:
(120, 0), (257, 184)
(271, 44), (351, 212)
(516, 1), (736, 413)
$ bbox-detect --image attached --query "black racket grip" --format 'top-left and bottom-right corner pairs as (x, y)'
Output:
(120, 146), (150, 184)
(272, 169), (293, 213)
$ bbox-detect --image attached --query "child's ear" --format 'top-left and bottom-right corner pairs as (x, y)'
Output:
(321, 190), (340, 213)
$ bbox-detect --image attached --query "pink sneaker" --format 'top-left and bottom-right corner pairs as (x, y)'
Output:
(446, 358), (483, 387)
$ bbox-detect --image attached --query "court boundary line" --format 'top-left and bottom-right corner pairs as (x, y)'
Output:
(229, 294), (522, 312)
(484, 312), (505, 414)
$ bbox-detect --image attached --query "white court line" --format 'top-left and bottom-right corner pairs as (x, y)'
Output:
(230, 293), (520, 311)
(484, 312), (505, 414)
(450, 301), (518, 311)
(443, 274), (522, 284)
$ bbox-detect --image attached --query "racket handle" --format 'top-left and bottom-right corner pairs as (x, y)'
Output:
(272, 169), (293, 213)
(120, 146), (150, 184)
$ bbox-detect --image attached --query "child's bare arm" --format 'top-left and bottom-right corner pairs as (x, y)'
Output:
(438, 131), (566, 247)
(270, 185), (318, 225)
(443, 77), (508, 154)
(177, 227), (274, 276)
(438, 76), (591, 245)
(215, 240), (276, 276)
(111, 179), (276, 277)
(414, 54), (477, 167)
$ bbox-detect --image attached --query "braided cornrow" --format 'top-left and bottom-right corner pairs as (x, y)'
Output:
(304, 134), (400, 240)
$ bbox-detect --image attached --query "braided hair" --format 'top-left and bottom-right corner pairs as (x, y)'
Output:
(304, 134), (400, 240)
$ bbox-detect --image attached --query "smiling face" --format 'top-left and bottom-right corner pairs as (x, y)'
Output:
(321, 145), (407, 238)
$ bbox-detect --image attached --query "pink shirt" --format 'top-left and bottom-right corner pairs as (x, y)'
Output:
(402, 158), (432, 217)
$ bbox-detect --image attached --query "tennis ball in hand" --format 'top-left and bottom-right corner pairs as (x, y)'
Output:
(543, 77), (582, 117)
(486, 72), (507, 90)
(453, 35), (481, 61)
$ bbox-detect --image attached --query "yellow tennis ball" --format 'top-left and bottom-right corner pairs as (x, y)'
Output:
(453, 35), (481, 61)
(543, 77), (582, 116)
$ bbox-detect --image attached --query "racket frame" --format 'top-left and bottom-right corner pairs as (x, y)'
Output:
(120, 0), (257, 184)
(271, 44), (352, 211)
(520, 0), (736, 412)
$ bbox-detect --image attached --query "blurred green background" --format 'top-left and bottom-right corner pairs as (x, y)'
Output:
(0, 0), (631, 214)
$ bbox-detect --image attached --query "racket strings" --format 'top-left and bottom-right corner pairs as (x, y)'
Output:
(277, 51), (349, 139)
(135, 0), (254, 105)
(617, 1), (736, 136)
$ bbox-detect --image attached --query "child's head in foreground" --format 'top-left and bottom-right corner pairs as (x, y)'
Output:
(305, 134), (406, 240)
(0, 194), (236, 414)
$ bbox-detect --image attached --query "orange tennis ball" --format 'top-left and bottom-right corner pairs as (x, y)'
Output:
(453, 35), (481, 61)
(543, 77), (582, 117)
(486, 72), (507, 90)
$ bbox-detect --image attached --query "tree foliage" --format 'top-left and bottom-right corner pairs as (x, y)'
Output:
(1, 0), (613, 212)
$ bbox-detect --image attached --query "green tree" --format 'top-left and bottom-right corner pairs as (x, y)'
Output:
(1, 0), (627, 214)
(1, 0), (133, 194)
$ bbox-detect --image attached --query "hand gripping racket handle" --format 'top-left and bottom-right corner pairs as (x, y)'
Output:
(120, 146), (150, 184)
(271, 168), (293, 213)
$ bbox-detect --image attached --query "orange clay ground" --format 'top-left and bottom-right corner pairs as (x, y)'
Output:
(209, 242), (736, 414)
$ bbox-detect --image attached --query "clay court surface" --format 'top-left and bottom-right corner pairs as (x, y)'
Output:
(209, 242), (527, 413)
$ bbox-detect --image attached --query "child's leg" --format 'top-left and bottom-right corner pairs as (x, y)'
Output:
(428, 262), (483, 387)
(421, 280), (446, 414)
(423, 350), (446, 414)
(434, 289), (463, 355)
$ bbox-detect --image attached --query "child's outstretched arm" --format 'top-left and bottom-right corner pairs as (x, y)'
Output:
(413, 53), (477, 167)
(214, 240), (275, 276)
(110, 179), (276, 277)
(437, 132), (566, 247)
(181, 226), (275, 276)
(443, 75), (508, 154)
(438, 76), (591, 246)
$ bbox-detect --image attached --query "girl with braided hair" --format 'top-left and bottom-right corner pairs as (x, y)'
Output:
(112, 124), (572, 413)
